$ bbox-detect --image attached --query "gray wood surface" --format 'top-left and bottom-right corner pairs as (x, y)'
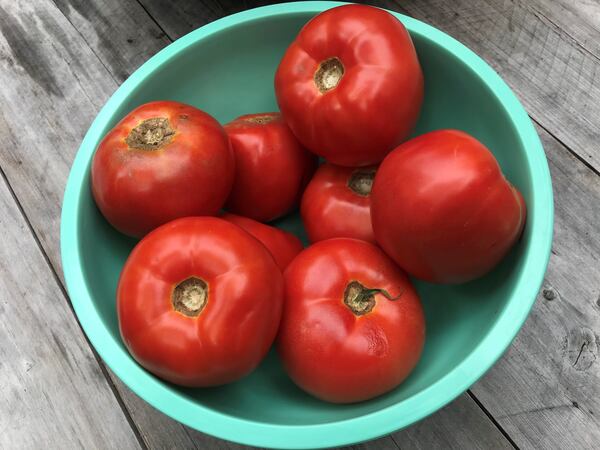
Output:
(0, 154), (139, 447)
(0, 0), (598, 448)
(0, 1), (145, 448)
(389, 0), (600, 172)
(137, 0), (271, 40)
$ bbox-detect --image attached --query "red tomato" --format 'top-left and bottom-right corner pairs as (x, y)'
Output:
(117, 217), (283, 387)
(274, 4), (423, 167)
(301, 163), (376, 244)
(92, 101), (234, 237)
(221, 213), (304, 270)
(371, 130), (527, 284)
(224, 112), (316, 222)
(278, 238), (425, 403)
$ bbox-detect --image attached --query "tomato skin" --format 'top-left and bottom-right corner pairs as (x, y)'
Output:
(274, 4), (423, 167)
(224, 113), (317, 222)
(92, 101), (234, 238)
(301, 163), (376, 244)
(371, 130), (527, 284)
(117, 217), (284, 387)
(278, 238), (425, 403)
(221, 213), (304, 270)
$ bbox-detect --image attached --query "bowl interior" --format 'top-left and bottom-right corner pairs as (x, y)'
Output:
(78, 12), (533, 426)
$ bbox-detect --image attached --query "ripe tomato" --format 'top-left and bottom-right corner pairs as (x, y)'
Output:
(221, 213), (304, 270)
(274, 4), (423, 167)
(301, 163), (376, 244)
(278, 238), (425, 403)
(224, 112), (316, 222)
(117, 217), (283, 387)
(371, 130), (527, 284)
(92, 101), (234, 237)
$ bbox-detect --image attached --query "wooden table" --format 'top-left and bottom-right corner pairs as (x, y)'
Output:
(0, 0), (598, 448)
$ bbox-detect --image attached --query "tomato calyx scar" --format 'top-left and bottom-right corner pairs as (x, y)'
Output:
(126, 117), (175, 150)
(343, 280), (402, 316)
(172, 277), (208, 318)
(348, 168), (376, 196)
(242, 114), (278, 125)
(314, 57), (344, 93)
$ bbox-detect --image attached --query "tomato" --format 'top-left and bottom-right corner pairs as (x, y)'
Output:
(224, 112), (316, 222)
(301, 163), (376, 244)
(371, 130), (527, 284)
(278, 238), (425, 403)
(92, 101), (234, 237)
(274, 4), (423, 167)
(117, 217), (283, 387)
(221, 213), (304, 270)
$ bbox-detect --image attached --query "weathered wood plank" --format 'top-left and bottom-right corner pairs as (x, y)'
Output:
(0, 0), (157, 447)
(524, 0), (600, 59)
(132, 0), (272, 40)
(0, 0), (516, 448)
(52, 0), (170, 84)
(0, 168), (140, 447)
(0, 0), (119, 268)
(113, 385), (198, 449)
(391, 393), (513, 449)
(386, 0), (600, 172)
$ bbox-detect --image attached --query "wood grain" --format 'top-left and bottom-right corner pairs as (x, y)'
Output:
(52, 0), (170, 84)
(523, 0), (600, 60)
(0, 166), (139, 447)
(386, 0), (600, 173)
(391, 393), (513, 449)
(0, 0), (120, 272)
(133, 0), (273, 40)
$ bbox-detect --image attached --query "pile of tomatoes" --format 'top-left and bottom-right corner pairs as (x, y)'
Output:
(91, 5), (526, 404)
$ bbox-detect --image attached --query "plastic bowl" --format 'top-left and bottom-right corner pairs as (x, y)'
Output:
(61, 2), (553, 448)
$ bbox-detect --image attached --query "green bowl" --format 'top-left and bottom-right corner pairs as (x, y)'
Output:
(61, 2), (553, 448)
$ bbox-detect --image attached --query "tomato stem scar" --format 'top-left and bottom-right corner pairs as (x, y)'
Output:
(348, 168), (376, 196)
(314, 57), (344, 93)
(242, 114), (278, 125)
(126, 117), (175, 150)
(343, 280), (403, 316)
(172, 277), (208, 317)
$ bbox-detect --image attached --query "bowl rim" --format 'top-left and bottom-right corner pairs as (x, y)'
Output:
(60, 1), (554, 448)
